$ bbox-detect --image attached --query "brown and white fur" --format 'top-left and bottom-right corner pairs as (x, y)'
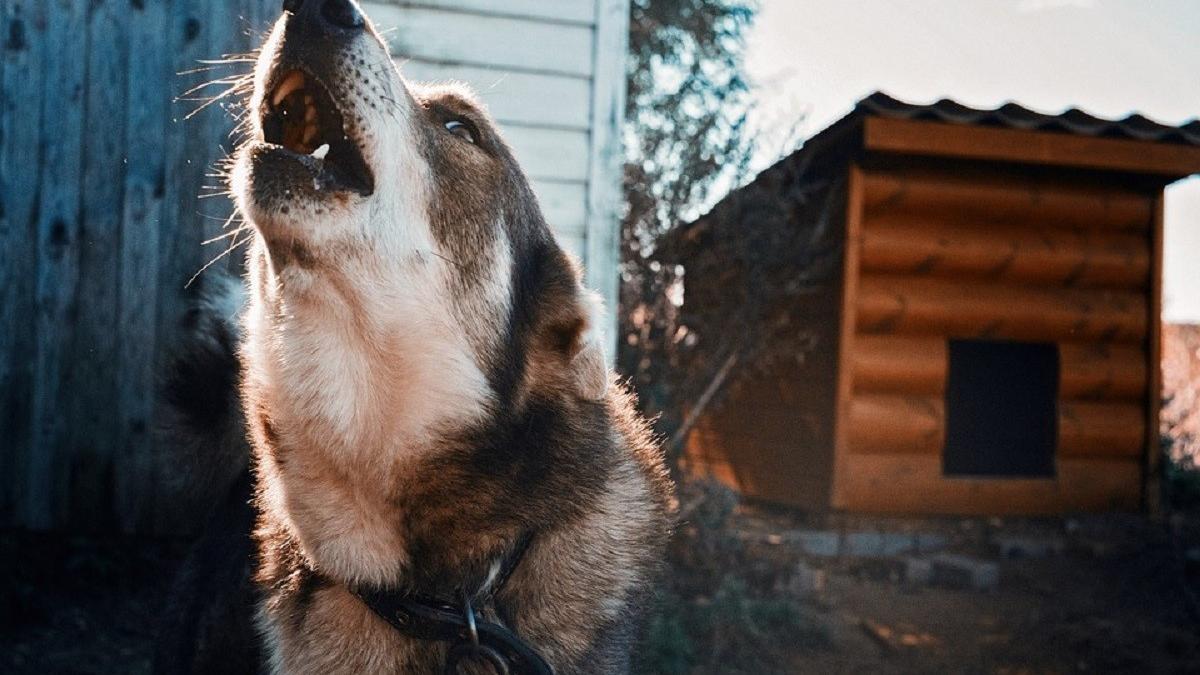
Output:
(160, 1), (674, 673)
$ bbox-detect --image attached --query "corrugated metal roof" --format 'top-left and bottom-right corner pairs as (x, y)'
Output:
(664, 92), (1199, 251)
(857, 91), (1200, 146)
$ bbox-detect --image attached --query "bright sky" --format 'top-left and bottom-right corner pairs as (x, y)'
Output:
(745, 0), (1200, 322)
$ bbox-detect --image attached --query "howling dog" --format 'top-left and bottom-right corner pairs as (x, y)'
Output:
(157, 0), (674, 673)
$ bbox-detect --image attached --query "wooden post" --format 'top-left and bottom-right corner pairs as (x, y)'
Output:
(1146, 194), (1165, 516)
(584, 0), (630, 363)
(831, 167), (865, 509)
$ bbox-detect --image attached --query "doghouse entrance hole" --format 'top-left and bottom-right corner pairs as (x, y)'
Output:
(943, 339), (1058, 478)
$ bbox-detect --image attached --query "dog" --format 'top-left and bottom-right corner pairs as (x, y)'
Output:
(156, 1), (674, 673)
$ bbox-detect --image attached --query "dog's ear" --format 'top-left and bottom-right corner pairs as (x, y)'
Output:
(566, 290), (608, 402)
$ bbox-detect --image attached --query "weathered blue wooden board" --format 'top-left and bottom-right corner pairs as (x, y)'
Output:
(115, 0), (169, 533)
(1, 0), (46, 527)
(29, 0), (89, 531)
(1, 0), (273, 533)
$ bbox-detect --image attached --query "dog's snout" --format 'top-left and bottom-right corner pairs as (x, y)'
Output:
(284, 0), (365, 36)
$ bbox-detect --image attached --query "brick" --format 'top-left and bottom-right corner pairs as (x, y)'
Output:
(904, 557), (933, 585)
(843, 532), (884, 557)
(788, 530), (840, 557)
(994, 534), (1065, 560)
(844, 532), (920, 557)
(915, 533), (949, 554)
(789, 562), (828, 597)
(930, 554), (1000, 591)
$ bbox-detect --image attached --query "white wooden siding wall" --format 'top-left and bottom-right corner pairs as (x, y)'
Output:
(361, 0), (627, 356)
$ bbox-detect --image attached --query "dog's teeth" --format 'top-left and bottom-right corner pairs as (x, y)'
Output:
(311, 144), (329, 160)
(271, 71), (306, 107)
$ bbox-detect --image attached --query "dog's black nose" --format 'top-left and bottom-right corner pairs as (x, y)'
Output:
(284, 0), (365, 34)
(320, 0), (365, 30)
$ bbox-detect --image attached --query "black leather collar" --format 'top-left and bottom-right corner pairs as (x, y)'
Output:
(347, 532), (553, 675)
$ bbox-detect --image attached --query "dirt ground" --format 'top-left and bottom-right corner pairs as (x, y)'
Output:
(752, 510), (1200, 675)
(2, 511), (1198, 675)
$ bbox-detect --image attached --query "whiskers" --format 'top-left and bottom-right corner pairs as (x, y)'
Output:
(176, 51), (258, 133)
(186, 210), (255, 289)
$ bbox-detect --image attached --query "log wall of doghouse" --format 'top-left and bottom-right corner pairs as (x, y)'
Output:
(831, 132), (1168, 514)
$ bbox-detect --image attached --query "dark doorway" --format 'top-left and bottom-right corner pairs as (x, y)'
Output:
(943, 339), (1058, 477)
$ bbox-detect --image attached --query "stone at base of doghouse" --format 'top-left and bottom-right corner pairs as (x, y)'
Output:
(994, 534), (1066, 560)
(904, 557), (933, 585)
(786, 529), (950, 559)
(928, 554), (1000, 591)
(789, 562), (828, 597)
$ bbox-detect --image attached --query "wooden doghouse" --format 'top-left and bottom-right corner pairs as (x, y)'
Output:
(670, 93), (1200, 515)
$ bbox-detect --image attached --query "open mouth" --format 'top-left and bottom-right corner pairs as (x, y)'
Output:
(261, 69), (375, 196)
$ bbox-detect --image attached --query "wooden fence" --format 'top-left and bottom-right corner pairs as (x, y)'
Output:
(0, 0), (273, 533)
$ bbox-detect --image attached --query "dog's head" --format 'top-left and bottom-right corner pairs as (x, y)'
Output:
(232, 0), (607, 436)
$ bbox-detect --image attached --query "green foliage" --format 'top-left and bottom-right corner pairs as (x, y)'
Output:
(636, 481), (828, 674)
(620, 10), (828, 669)
(619, 0), (760, 443)
(624, 0), (758, 252)
(1167, 455), (1200, 512)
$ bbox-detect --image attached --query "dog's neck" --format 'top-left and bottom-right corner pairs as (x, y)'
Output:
(243, 243), (504, 587)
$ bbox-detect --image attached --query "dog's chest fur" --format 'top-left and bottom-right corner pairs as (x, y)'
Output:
(243, 252), (671, 673)
(250, 385), (670, 674)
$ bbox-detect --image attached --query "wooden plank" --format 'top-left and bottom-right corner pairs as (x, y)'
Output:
(853, 336), (947, 395)
(864, 116), (1200, 178)
(502, 126), (590, 183)
(369, 5), (595, 78)
(533, 179), (587, 238)
(0, 0), (46, 526)
(846, 393), (944, 455)
(365, 0), (596, 25)
(113, 0), (169, 533)
(1058, 401), (1145, 459)
(398, 60), (592, 130)
(854, 336), (1145, 401)
(23, 0), (90, 530)
(846, 392), (1144, 458)
(857, 275), (1146, 344)
(831, 167), (865, 509)
(683, 374), (835, 511)
(1060, 343), (1147, 401)
(556, 233), (587, 263)
(0, 0), (10, 521)
(839, 454), (1142, 515)
(861, 168), (1153, 231)
(679, 456), (744, 494)
(583, 0), (630, 362)
(1146, 193), (1165, 513)
(154, 1), (230, 531)
(67, 0), (131, 530)
(860, 214), (1150, 289)
(67, 0), (130, 530)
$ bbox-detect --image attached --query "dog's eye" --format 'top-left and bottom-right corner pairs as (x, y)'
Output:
(444, 120), (476, 144)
